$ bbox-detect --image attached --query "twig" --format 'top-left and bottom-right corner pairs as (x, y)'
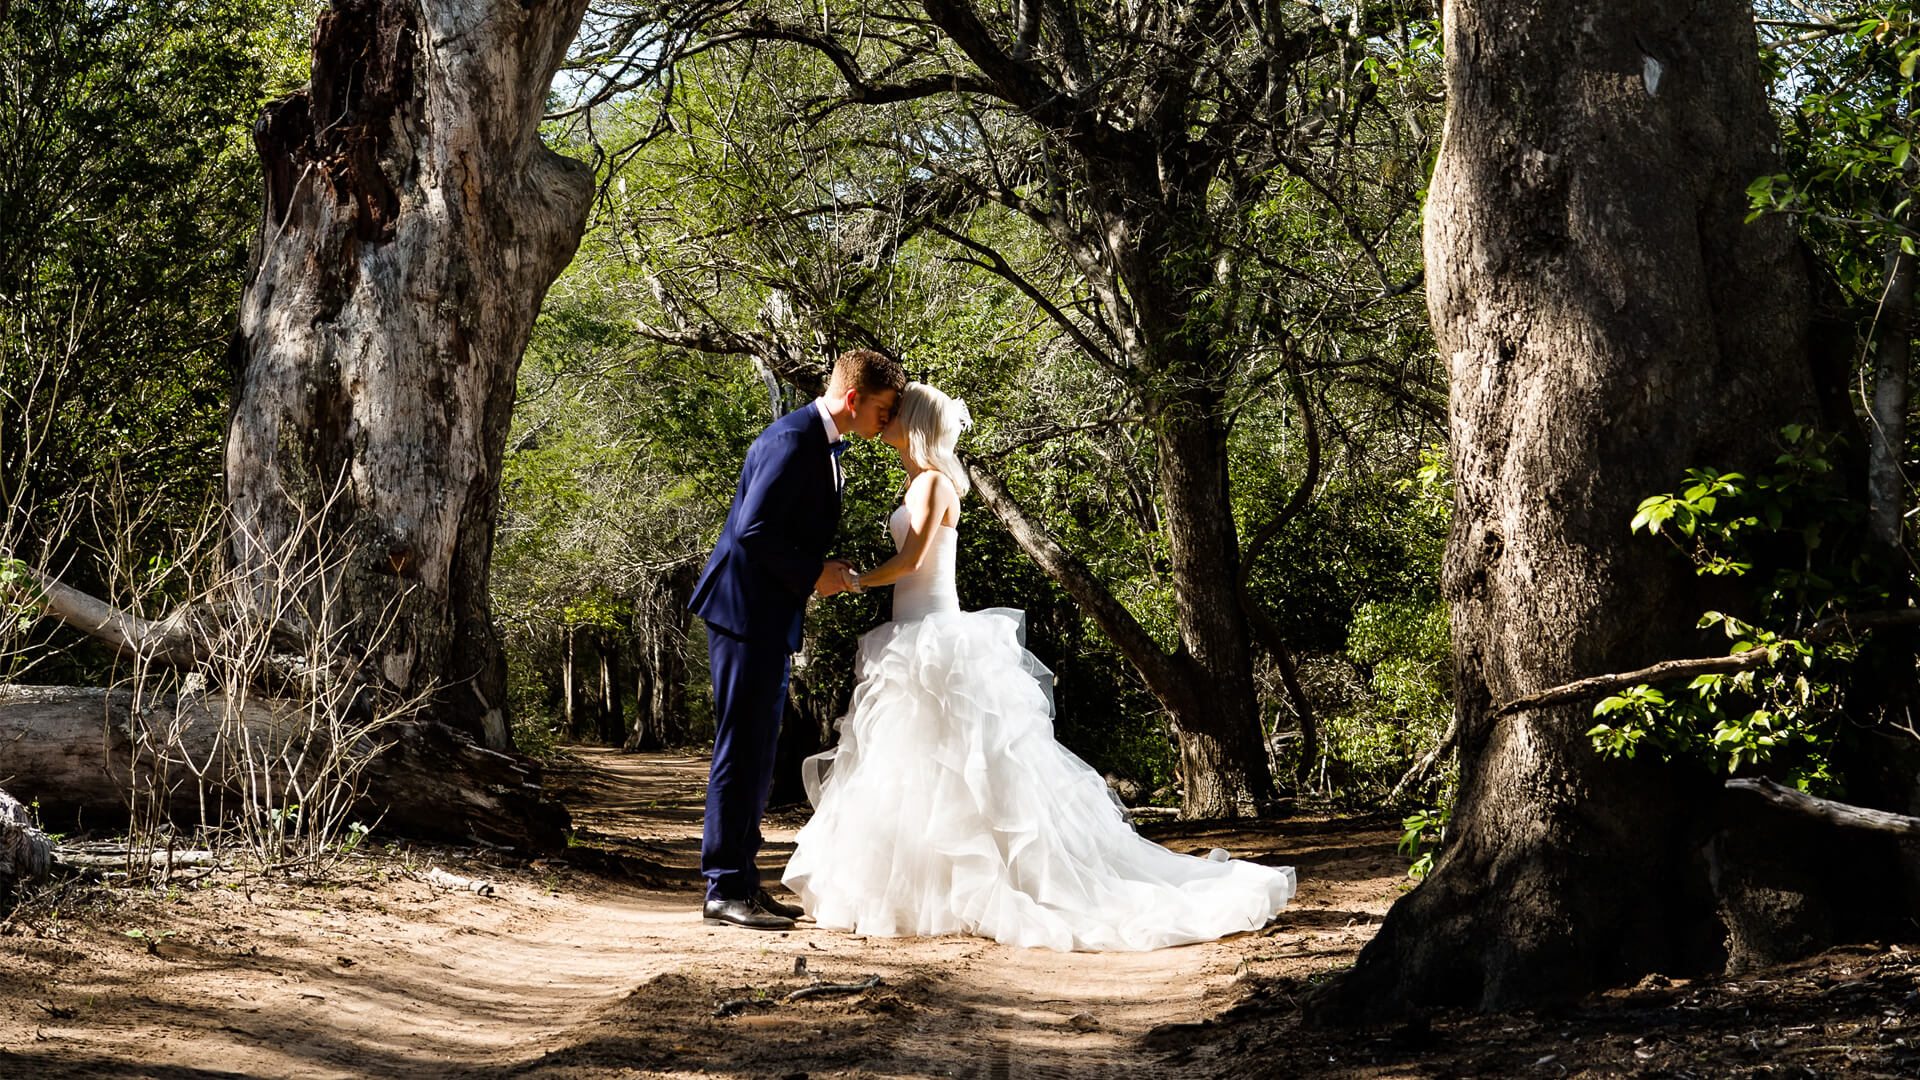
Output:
(52, 849), (219, 870)
(713, 996), (776, 1018)
(783, 975), (883, 1002)
(1389, 712), (1459, 802)
(421, 866), (497, 897)
(1492, 608), (1920, 717)
(1726, 777), (1920, 839)
(1494, 652), (1775, 718)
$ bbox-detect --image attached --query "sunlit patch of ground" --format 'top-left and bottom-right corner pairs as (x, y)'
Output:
(0, 748), (1404, 1078)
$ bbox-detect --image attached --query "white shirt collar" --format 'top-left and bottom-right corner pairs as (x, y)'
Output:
(813, 397), (843, 443)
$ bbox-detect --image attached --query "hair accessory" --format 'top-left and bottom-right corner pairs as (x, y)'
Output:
(952, 397), (975, 431)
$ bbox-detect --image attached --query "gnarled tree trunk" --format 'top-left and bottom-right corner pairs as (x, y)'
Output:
(1313, 0), (1895, 1019)
(228, 0), (594, 750)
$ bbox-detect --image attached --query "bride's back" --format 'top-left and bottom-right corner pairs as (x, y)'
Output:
(887, 504), (960, 621)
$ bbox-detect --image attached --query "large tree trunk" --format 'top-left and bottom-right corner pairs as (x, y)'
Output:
(1154, 399), (1275, 816)
(227, 0), (594, 750)
(1312, 0), (1877, 1019)
(0, 686), (568, 850)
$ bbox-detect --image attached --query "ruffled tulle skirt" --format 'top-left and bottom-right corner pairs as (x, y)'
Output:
(781, 608), (1296, 952)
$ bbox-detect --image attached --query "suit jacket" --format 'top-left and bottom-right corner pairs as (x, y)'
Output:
(690, 404), (841, 651)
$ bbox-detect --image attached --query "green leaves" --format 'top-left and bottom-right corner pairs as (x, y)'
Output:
(1752, 3), (1919, 303)
(1597, 420), (1873, 789)
(1630, 469), (1745, 537)
(1398, 805), (1450, 880)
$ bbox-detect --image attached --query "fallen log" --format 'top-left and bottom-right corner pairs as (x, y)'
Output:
(0, 785), (52, 900)
(0, 686), (568, 852)
(1727, 777), (1920, 840)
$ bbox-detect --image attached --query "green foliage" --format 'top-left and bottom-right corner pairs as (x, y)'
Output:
(0, 0), (306, 678)
(1587, 428), (1881, 791)
(1398, 804), (1449, 880)
(1750, 6), (1919, 281)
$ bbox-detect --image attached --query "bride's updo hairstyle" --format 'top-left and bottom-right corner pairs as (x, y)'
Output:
(895, 382), (973, 498)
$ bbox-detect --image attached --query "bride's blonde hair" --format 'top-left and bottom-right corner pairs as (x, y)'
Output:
(895, 382), (973, 498)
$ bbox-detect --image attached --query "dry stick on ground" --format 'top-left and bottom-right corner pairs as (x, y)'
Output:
(1491, 608), (1920, 719)
(712, 997), (775, 1019)
(784, 975), (884, 1003)
(52, 850), (220, 870)
(422, 866), (498, 897)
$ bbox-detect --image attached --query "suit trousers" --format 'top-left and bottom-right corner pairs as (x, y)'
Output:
(701, 624), (792, 901)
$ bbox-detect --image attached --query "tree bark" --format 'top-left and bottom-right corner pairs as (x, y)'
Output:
(596, 631), (625, 746)
(0, 785), (51, 903)
(625, 563), (695, 751)
(1312, 0), (1874, 1019)
(562, 625), (577, 736)
(1153, 400), (1276, 815)
(227, 0), (594, 750)
(1868, 90), (1918, 552)
(0, 685), (568, 850)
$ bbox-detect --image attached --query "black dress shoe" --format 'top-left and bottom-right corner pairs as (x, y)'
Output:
(702, 897), (795, 930)
(755, 889), (805, 920)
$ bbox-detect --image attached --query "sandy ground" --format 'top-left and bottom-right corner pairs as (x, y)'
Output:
(0, 748), (1406, 1078)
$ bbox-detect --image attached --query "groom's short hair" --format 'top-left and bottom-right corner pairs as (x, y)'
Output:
(832, 349), (908, 398)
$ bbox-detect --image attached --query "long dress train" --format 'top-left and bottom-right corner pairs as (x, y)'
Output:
(781, 507), (1295, 952)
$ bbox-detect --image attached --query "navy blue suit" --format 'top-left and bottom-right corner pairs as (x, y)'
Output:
(690, 403), (841, 901)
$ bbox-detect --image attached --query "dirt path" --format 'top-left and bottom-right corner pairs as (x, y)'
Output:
(0, 748), (1404, 1078)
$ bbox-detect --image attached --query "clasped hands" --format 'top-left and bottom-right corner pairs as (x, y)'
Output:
(814, 558), (864, 597)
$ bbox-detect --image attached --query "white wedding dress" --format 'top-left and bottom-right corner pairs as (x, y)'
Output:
(781, 506), (1296, 951)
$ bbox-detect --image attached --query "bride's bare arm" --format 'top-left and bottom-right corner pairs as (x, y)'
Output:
(858, 472), (957, 588)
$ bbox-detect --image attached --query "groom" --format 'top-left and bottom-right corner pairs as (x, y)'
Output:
(689, 348), (906, 930)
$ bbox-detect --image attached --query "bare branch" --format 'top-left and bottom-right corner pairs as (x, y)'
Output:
(1390, 712), (1459, 802)
(965, 460), (1186, 706)
(1493, 610), (1920, 718)
(15, 568), (209, 667)
(926, 221), (1125, 373)
(1494, 651), (1775, 718)
(1727, 777), (1920, 839)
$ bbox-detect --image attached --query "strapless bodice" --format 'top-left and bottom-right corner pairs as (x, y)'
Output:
(888, 504), (960, 621)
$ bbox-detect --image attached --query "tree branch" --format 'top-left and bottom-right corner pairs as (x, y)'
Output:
(1236, 369), (1322, 779)
(917, 0), (1147, 164)
(13, 569), (209, 667)
(964, 460), (1187, 706)
(1390, 711), (1458, 802)
(926, 221), (1124, 373)
(1727, 777), (1920, 839)
(692, 16), (996, 115)
(1494, 651), (1774, 718)
(1493, 609), (1920, 717)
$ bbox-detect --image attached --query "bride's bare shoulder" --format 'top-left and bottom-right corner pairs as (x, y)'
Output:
(905, 471), (961, 525)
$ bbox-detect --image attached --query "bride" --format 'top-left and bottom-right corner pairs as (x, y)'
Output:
(782, 382), (1296, 952)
